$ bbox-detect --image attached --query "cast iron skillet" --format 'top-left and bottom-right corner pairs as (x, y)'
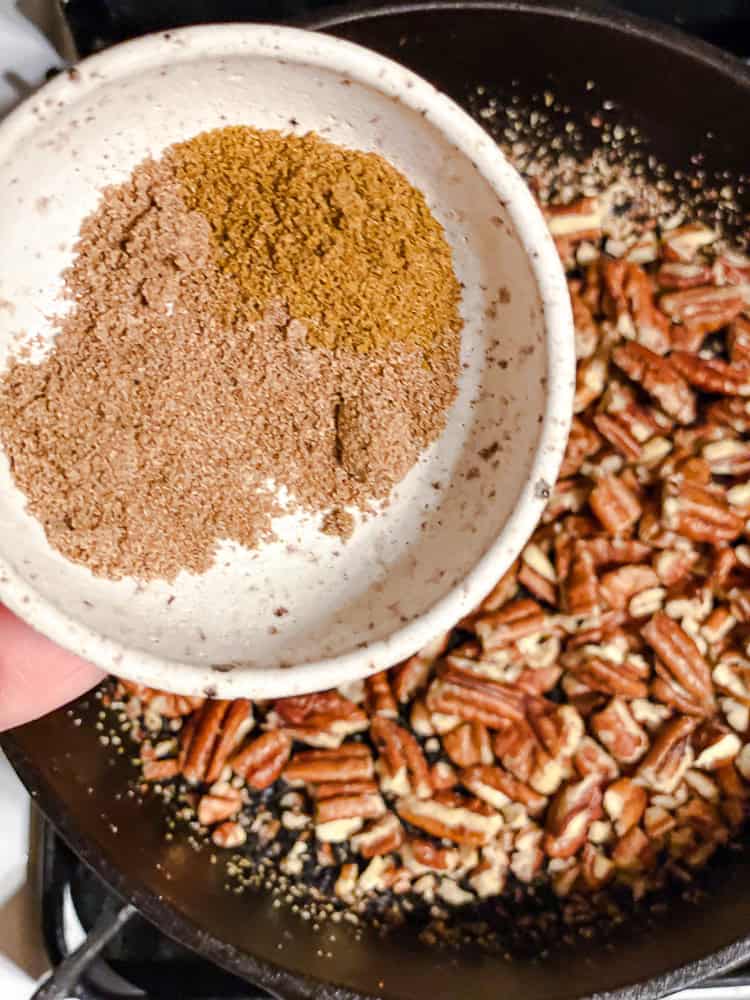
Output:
(5, 3), (750, 998)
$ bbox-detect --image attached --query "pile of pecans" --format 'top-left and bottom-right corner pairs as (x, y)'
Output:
(105, 153), (750, 944)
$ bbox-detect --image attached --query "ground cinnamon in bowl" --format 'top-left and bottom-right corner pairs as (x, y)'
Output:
(0, 127), (462, 582)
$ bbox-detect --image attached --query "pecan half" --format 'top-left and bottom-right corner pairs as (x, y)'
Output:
(590, 474), (642, 535)
(545, 776), (603, 859)
(426, 661), (526, 728)
(659, 286), (744, 335)
(612, 341), (696, 423)
(284, 744), (373, 784)
(315, 790), (386, 825)
(662, 480), (743, 543)
(461, 764), (547, 816)
(371, 716), (432, 799)
(397, 791), (503, 846)
(205, 699), (254, 784)
(182, 701), (230, 785)
(671, 352), (750, 396)
(229, 730), (292, 790)
(643, 611), (715, 714)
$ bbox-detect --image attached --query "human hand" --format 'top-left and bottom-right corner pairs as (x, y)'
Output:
(0, 604), (104, 731)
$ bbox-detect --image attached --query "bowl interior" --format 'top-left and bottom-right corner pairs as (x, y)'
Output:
(0, 26), (564, 694)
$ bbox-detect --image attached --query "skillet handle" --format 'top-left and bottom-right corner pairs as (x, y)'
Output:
(31, 901), (138, 999)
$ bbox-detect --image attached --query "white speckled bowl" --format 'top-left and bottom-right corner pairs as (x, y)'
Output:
(0, 24), (573, 700)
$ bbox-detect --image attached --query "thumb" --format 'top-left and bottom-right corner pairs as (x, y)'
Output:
(0, 605), (104, 732)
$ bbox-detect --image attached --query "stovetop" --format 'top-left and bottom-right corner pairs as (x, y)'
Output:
(60, 0), (750, 58)
(20, 2), (750, 998)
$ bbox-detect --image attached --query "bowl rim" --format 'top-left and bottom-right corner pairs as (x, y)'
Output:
(0, 21), (574, 699)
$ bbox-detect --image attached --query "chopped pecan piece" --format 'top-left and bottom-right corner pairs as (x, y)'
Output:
(574, 736), (619, 781)
(492, 719), (562, 793)
(546, 196), (602, 240)
(693, 723), (741, 770)
(593, 412), (641, 461)
(397, 791), (503, 846)
(142, 759), (180, 783)
(545, 776), (603, 859)
(461, 764), (547, 816)
(600, 564), (659, 611)
(474, 598), (549, 650)
(273, 691), (368, 742)
(729, 315), (750, 364)
(589, 474), (642, 535)
(622, 263), (671, 353)
(635, 716), (697, 793)
(284, 744), (373, 784)
(560, 418), (602, 478)
(661, 223), (717, 263)
(229, 730), (292, 790)
(211, 821), (247, 849)
(391, 632), (449, 703)
(197, 784), (243, 826)
(350, 813), (404, 858)
(566, 653), (649, 700)
(401, 838), (460, 874)
(612, 826), (649, 868)
(313, 779), (379, 799)
(591, 698), (649, 764)
(562, 542), (599, 617)
(581, 843), (615, 889)
(371, 716), (432, 798)
(656, 262), (714, 290)
(365, 672), (398, 719)
(442, 721), (493, 768)
(612, 342), (696, 423)
(529, 703), (585, 759)
(574, 352), (609, 413)
(430, 760), (458, 791)
(603, 777), (647, 836)
(702, 438), (750, 476)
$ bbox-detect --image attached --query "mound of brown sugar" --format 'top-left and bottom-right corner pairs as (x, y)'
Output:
(0, 154), (459, 581)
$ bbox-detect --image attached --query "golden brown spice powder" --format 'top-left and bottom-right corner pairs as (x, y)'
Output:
(170, 127), (462, 358)
(0, 128), (462, 581)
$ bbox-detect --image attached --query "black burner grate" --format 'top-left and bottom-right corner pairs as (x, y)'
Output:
(39, 819), (268, 999)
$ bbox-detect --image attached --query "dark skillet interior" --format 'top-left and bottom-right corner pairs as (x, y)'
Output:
(5, 4), (750, 999)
